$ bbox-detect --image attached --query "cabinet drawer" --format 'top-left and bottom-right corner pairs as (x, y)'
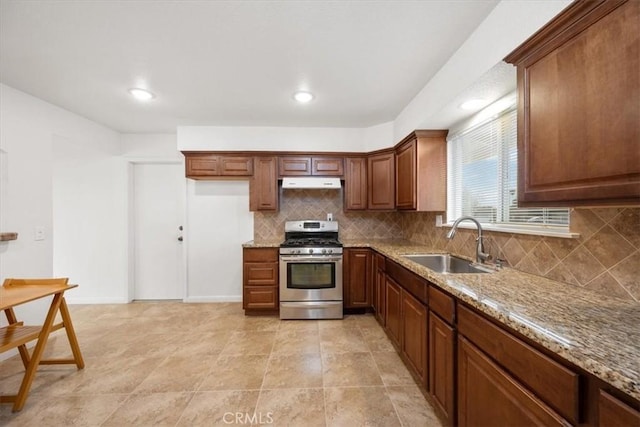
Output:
(244, 262), (278, 286)
(385, 260), (428, 305)
(243, 286), (278, 310)
(243, 248), (278, 262)
(428, 285), (455, 324)
(458, 305), (579, 424)
(375, 253), (386, 271)
(458, 336), (570, 427)
(599, 390), (640, 427)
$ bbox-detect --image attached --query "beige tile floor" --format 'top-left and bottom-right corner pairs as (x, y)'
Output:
(0, 302), (443, 427)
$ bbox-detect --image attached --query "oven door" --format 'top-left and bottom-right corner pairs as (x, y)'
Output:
(279, 255), (343, 302)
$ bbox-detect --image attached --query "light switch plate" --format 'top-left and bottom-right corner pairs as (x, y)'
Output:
(34, 226), (45, 241)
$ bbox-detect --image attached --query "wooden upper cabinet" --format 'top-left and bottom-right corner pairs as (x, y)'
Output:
(368, 150), (395, 210)
(505, 0), (640, 206)
(250, 156), (278, 211)
(279, 156), (311, 176)
(344, 157), (368, 210)
(312, 157), (344, 176)
(184, 153), (253, 179)
(278, 156), (344, 177)
(395, 130), (448, 211)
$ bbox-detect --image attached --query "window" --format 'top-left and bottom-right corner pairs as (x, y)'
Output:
(447, 105), (570, 234)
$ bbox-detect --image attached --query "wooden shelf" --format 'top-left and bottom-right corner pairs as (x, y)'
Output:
(0, 233), (18, 241)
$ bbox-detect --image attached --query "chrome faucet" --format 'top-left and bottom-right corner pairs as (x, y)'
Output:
(446, 216), (491, 264)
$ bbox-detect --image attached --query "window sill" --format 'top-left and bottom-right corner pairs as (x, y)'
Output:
(439, 222), (579, 239)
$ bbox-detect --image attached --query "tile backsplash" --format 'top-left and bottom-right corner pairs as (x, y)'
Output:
(403, 208), (640, 302)
(253, 190), (639, 303)
(253, 189), (402, 241)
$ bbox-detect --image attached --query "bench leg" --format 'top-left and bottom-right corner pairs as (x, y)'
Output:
(58, 298), (85, 369)
(3, 308), (31, 369)
(12, 293), (63, 412)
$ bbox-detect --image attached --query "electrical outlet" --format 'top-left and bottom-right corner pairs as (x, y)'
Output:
(327, 213), (333, 221)
(34, 226), (45, 241)
(435, 215), (443, 227)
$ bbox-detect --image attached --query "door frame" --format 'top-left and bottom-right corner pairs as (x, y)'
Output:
(127, 159), (187, 302)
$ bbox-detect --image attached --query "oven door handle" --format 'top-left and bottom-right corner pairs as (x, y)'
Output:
(280, 255), (342, 262)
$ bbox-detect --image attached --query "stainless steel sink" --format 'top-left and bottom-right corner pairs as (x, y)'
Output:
(403, 254), (493, 274)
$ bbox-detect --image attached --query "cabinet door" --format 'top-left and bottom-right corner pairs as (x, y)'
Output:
(312, 156), (344, 176)
(429, 311), (455, 425)
(219, 156), (253, 176)
(396, 139), (416, 209)
(279, 156), (311, 176)
(343, 248), (372, 308)
(598, 390), (640, 427)
(458, 336), (569, 427)
(250, 157), (278, 211)
(385, 276), (402, 348)
(506, 0), (640, 206)
(185, 153), (219, 177)
(375, 267), (386, 326)
(402, 290), (427, 384)
(368, 151), (395, 210)
(344, 157), (368, 210)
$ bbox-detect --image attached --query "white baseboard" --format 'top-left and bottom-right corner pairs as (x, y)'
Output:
(65, 297), (130, 305)
(183, 295), (242, 303)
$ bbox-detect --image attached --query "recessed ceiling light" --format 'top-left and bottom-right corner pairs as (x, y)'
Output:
(128, 88), (155, 101)
(460, 99), (488, 110)
(293, 91), (314, 103)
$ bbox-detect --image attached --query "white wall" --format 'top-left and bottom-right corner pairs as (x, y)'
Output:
(52, 135), (128, 303)
(0, 84), (122, 328)
(121, 133), (180, 160)
(185, 180), (253, 302)
(178, 126), (369, 152)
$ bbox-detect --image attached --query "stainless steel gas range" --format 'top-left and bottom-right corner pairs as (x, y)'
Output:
(279, 220), (343, 320)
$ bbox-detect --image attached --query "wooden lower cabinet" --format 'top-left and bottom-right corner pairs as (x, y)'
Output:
(401, 290), (428, 385)
(343, 248), (372, 309)
(385, 276), (402, 348)
(242, 248), (279, 313)
(458, 336), (569, 427)
(598, 390), (640, 427)
(429, 311), (455, 426)
(373, 254), (386, 326)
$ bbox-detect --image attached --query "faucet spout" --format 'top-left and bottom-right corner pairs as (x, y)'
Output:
(447, 216), (491, 264)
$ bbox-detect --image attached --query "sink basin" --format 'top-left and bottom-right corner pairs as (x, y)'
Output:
(403, 254), (493, 274)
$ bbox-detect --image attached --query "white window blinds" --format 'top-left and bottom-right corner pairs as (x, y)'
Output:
(447, 107), (569, 230)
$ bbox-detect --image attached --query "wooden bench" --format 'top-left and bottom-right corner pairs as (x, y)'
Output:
(0, 278), (84, 411)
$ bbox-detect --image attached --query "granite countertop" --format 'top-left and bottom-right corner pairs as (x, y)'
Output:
(242, 240), (281, 248)
(244, 238), (639, 400)
(344, 239), (639, 401)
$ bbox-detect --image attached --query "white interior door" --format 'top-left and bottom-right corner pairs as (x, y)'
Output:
(133, 163), (184, 300)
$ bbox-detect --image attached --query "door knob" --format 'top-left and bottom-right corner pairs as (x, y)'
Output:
(178, 236), (183, 242)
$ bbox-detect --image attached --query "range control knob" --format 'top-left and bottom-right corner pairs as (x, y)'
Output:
(294, 249), (301, 254)
(308, 248), (314, 254)
(327, 249), (333, 254)
(321, 249), (327, 254)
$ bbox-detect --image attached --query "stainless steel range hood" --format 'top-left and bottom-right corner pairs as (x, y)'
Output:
(281, 177), (342, 189)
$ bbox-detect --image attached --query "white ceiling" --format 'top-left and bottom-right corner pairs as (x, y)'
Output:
(0, 0), (501, 133)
